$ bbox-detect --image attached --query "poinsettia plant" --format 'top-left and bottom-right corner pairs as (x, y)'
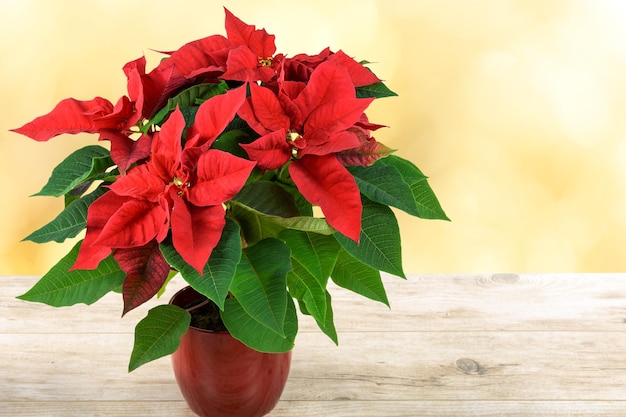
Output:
(11, 8), (447, 371)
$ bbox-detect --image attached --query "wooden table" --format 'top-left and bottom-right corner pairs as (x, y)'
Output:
(2, 273), (626, 416)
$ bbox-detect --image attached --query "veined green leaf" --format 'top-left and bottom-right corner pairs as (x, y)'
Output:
(128, 305), (191, 372)
(221, 293), (297, 353)
(265, 215), (335, 235)
(282, 230), (339, 325)
(229, 238), (292, 336)
(233, 181), (300, 217)
(316, 291), (338, 344)
(229, 203), (284, 245)
(348, 163), (421, 217)
(17, 241), (125, 306)
(287, 266), (327, 324)
(160, 219), (241, 310)
(276, 180), (314, 217)
(335, 197), (405, 278)
(281, 230), (339, 283)
(232, 181), (334, 235)
(64, 182), (92, 206)
(232, 198), (334, 238)
(23, 187), (106, 243)
(34, 145), (112, 197)
(212, 128), (254, 158)
(356, 81), (398, 99)
(332, 248), (389, 306)
(378, 155), (449, 220)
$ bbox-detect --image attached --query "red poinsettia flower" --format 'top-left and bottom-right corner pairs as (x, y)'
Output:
(143, 7), (280, 90)
(73, 87), (255, 274)
(221, 8), (281, 82)
(237, 61), (374, 241)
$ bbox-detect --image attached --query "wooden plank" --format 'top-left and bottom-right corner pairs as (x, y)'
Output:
(3, 332), (626, 402)
(4, 273), (626, 334)
(4, 274), (626, 416)
(0, 401), (196, 417)
(2, 401), (626, 417)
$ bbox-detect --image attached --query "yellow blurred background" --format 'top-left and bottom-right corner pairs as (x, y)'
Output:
(2, 0), (626, 275)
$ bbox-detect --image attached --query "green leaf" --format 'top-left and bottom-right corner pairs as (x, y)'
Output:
(332, 248), (389, 306)
(145, 82), (229, 130)
(232, 181), (334, 235)
(192, 81), (229, 104)
(230, 181), (304, 243)
(128, 305), (191, 372)
(316, 291), (338, 344)
(23, 187), (106, 243)
(282, 231), (338, 324)
(229, 238), (292, 336)
(34, 145), (112, 197)
(229, 203), (284, 245)
(335, 197), (405, 278)
(64, 182), (92, 206)
(348, 163), (421, 217)
(356, 81), (398, 99)
(233, 181), (301, 217)
(212, 129), (254, 157)
(276, 180), (314, 217)
(378, 156), (449, 220)
(288, 268), (327, 324)
(17, 241), (126, 306)
(160, 219), (242, 310)
(221, 293), (297, 353)
(281, 230), (339, 281)
(265, 215), (335, 235)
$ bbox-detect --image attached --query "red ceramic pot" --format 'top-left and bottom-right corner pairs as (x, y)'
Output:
(170, 286), (292, 417)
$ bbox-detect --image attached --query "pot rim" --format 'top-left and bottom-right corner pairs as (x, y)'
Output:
(169, 285), (230, 334)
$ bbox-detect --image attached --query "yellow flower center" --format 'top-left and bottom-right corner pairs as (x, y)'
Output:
(286, 131), (303, 159)
(258, 56), (273, 67)
(286, 131), (302, 143)
(172, 176), (191, 197)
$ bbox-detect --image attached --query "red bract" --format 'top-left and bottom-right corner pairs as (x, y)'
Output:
(150, 34), (230, 86)
(11, 55), (158, 143)
(123, 55), (187, 122)
(10, 96), (134, 142)
(102, 130), (152, 175)
(238, 61), (374, 241)
(283, 48), (381, 87)
(114, 241), (170, 315)
(74, 88), (255, 274)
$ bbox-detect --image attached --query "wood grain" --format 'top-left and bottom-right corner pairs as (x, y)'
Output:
(2, 273), (626, 416)
(3, 401), (626, 417)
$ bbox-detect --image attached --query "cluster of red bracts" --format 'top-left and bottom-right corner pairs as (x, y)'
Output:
(12, 8), (391, 313)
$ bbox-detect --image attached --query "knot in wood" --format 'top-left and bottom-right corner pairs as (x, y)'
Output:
(491, 273), (520, 284)
(455, 358), (480, 374)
